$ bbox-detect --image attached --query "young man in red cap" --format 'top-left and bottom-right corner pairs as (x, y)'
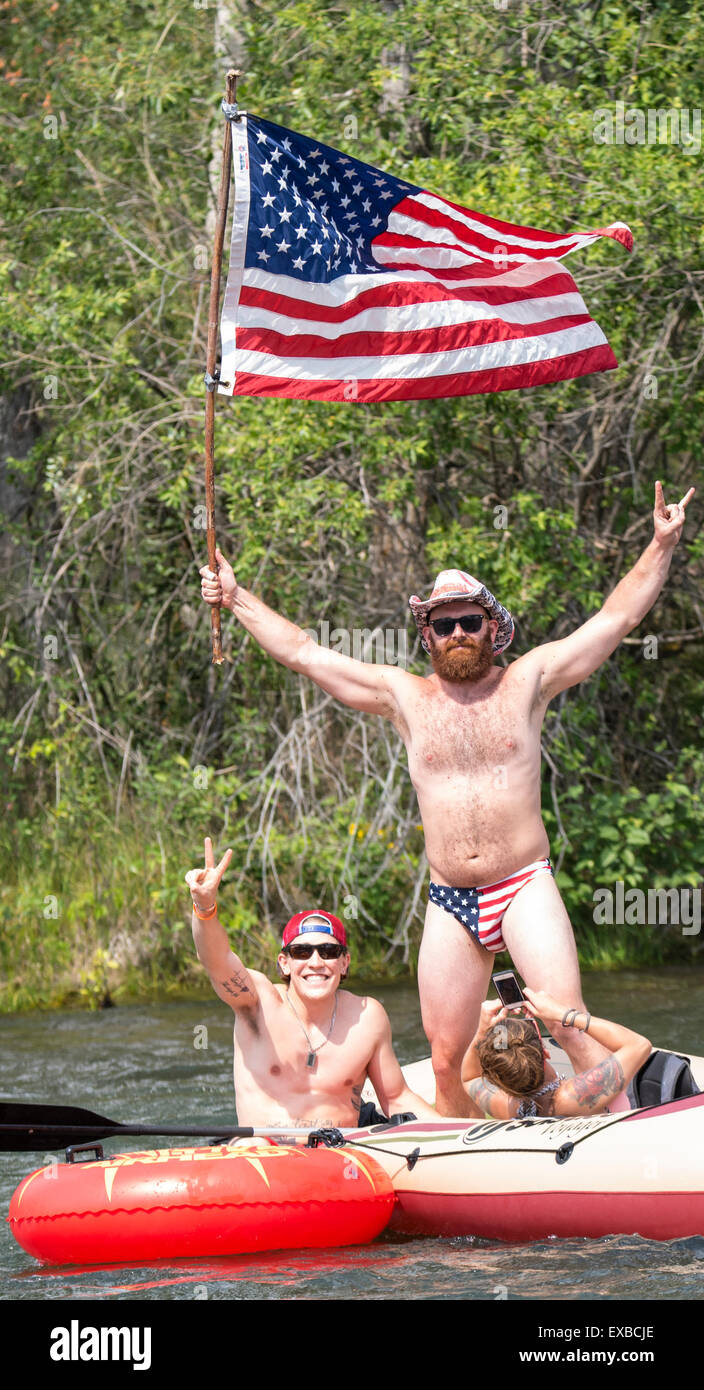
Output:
(187, 838), (436, 1128)
(199, 482), (694, 1115)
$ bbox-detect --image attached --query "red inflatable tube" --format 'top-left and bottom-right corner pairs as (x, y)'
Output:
(8, 1143), (395, 1266)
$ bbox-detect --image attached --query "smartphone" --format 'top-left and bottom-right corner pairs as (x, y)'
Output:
(492, 970), (525, 1010)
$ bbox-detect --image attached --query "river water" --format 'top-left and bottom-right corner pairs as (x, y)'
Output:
(2, 969), (704, 1307)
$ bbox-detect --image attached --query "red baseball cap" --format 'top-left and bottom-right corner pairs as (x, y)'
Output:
(281, 910), (347, 949)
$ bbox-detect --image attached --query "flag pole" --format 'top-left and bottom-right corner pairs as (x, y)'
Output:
(204, 67), (241, 665)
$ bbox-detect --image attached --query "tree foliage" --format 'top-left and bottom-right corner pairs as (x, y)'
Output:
(1, 0), (702, 1006)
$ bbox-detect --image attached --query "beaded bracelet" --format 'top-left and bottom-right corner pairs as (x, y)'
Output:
(192, 901), (217, 921)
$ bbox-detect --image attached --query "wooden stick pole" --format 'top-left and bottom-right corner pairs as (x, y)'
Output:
(204, 67), (241, 665)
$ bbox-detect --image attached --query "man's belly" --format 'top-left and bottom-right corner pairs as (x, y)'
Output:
(234, 1088), (360, 1129)
(235, 1098), (361, 1128)
(416, 776), (549, 885)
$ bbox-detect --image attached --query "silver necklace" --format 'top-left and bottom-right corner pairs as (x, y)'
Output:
(285, 993), (337, 1070)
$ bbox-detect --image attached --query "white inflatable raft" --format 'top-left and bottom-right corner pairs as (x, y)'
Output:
(354, 1045), (704, 1241)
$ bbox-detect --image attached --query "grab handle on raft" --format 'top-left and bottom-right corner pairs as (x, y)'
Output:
(66, 1142), (105, 1164)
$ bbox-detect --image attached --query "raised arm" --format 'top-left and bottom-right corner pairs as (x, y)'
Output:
(523, 989), (651, 1116)
(186, 838), (259, 1014)
(200, 548), (400, 717)
(364, 1002), (438, 1122)
(536, 481), (695, 702)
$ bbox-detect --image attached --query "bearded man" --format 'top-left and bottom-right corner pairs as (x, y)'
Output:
(200, 481), (694, 1115)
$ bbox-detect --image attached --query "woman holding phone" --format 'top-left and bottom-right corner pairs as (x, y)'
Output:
(461, 989), (651, 1119)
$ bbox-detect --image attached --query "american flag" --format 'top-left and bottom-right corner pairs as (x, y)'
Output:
(218, 114), (632, 403)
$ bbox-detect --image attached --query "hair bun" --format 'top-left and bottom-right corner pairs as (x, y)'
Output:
(477, 1016), (545, 1097)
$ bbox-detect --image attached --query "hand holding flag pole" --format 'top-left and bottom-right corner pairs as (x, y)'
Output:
(204, 67), (242, 665)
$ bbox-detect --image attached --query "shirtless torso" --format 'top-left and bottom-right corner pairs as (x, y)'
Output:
(391, 658), (546, 885)
(233, 977), (393, 1128)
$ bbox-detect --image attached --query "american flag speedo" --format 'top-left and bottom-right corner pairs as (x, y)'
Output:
(219, 114), (633, 404)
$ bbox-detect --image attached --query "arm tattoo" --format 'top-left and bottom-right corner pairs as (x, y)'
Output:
(468, 1077), (502, 1116)
(219, 971), (251, 999)
(569, 1056), (625, 1112)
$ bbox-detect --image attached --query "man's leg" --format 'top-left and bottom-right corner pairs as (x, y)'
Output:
(418, 898), (493, 1117)
(500, 872), (628, 1109)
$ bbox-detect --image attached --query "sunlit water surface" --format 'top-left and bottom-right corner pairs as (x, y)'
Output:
(2, 970), (704, 1301)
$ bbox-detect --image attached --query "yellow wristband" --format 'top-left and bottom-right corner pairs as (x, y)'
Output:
(192, 901), (217, 921)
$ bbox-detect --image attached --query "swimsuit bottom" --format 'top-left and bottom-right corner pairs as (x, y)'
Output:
(428, 856), (553, 953)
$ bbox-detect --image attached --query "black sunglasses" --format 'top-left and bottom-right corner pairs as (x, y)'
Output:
(428, 614), (487, 637)
(284, 942), (346, 961)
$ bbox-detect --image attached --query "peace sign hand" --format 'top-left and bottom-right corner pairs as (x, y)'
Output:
(653, 480), (695, 550)
(185, 837), (233, 914)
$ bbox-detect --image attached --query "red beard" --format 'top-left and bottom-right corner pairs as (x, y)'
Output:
(427, 628), (495, 683)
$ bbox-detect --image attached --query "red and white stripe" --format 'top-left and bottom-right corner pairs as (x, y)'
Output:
(477, 859), (554, 951)
(377, 190), (632, 268)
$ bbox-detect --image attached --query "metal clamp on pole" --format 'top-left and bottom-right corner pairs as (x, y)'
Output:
(204, 369), (220, 392)
(221, 100), (245, 123)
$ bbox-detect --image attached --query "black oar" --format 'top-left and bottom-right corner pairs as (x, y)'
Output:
(0, 1100), (348, 1153)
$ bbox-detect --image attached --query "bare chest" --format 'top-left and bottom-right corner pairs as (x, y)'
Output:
(407, 677), (533, 776)
(235, 992), (373, 1085)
